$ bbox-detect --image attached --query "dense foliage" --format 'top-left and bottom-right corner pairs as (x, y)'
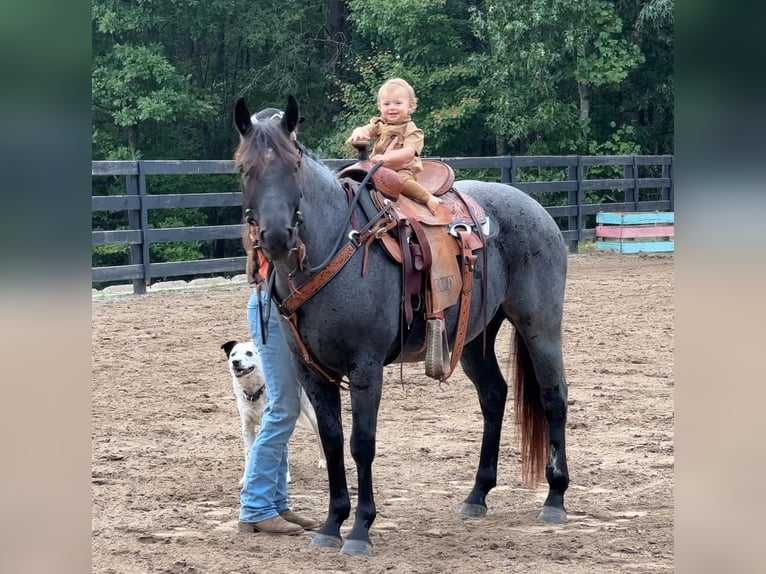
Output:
(92, 0), (673, 273)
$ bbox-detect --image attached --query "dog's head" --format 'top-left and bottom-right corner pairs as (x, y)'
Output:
(220, 340), (264, 394)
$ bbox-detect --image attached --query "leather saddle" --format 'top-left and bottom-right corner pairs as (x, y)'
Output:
(336, 159), (493, 381)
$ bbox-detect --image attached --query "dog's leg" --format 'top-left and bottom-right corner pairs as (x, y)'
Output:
(311, 419), (327, 468)
(239, 416), (256, 488)
(300, 391), (327, 469)
(286, 444), (292, 484)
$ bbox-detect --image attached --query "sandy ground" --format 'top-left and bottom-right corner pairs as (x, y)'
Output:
(92, 252), (674, 573)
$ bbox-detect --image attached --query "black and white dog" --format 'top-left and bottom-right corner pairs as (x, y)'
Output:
(221, 340), (326, 486)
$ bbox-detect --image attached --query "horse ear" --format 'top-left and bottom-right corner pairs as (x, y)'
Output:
(234, 98), (253, 137)
(283, 95), (300, 135)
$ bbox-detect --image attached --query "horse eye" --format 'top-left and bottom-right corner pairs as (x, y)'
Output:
(246, 351), (253, 356)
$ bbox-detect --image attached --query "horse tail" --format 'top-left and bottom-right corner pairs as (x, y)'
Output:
(513, 330), (549, 486)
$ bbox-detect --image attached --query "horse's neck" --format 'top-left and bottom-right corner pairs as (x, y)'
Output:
(276, 158), (351, 279)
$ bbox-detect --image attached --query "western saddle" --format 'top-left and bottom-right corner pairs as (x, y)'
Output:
(335, 150), (491, 381)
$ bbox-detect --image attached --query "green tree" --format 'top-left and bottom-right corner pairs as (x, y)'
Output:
(327, 0), (492, 158)
(471, 0), (645, 155)
(92, 0), (215, 159)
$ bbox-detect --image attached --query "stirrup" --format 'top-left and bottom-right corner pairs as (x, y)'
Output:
(424, 318), (449, 379)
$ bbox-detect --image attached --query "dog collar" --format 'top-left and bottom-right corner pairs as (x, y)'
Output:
(242, 387), (265, 403)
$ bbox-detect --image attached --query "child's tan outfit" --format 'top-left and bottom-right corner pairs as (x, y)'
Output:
(358, 116), (432, 204)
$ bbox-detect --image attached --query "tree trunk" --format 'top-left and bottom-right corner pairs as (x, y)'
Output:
(327, 0), (347, 73)
(578, 82), (590, 123)
(495, 133), (507, 155)
(127, 124), (139, 153)
(578, 82), (590, 151)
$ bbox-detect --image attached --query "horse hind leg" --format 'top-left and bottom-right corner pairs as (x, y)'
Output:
(457, 311), (508, 519)
(512, 325), (569, 524)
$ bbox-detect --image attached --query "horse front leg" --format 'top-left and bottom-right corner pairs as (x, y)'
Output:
(340, 359), (384, 557)
(300, 373), (350, 550)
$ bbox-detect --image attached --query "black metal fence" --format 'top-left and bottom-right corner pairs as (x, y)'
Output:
(92, 155), (673, 294)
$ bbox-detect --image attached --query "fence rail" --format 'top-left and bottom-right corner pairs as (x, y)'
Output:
(92, 155), (673, 293)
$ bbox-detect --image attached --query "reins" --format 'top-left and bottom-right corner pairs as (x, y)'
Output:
(306, 160), (384, 273)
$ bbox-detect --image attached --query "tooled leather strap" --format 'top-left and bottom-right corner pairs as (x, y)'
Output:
(451, 187), (489, 354)
(441, 228), (477, 382)
(397, 219), (414, 325)
(278, 206), (394, 317)
(279, 241), (357, 316)
(274, 242), (359, 388)
(282, 312), (345, 386)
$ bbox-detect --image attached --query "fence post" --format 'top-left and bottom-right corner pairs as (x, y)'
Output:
(632, 155), (639, 211)
(663, 156), (673, 211)
(573, 156), (584, 253)
(567, 160), (578, 253)
(500, 156), (511, 184)
(126, 166), (146, 295)
(137, 161), (152, 290)
(623, 160), (635, 206)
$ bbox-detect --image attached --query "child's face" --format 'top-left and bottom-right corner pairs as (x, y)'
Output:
(377, 86), (415, 122)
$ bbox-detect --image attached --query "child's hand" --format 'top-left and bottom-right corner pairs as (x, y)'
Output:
(346, 128), (370, 146)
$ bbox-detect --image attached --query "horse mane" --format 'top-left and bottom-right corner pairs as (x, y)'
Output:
(234, 120), (300, 177)
(295, 140), (318, 161)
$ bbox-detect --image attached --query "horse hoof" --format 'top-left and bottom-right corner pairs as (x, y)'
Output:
(539, 506), (567, 524)
(340, 539), (372, 557)
(309, 533), (343, 549)
(459, 502), (487, 519)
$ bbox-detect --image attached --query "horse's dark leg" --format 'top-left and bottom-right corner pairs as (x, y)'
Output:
(514, 325), (569, 524)
(300, 374), (350, 549)
(340, 358), (383, 557)
(539, 378), (568, 523)
(457, 312), (507, 519)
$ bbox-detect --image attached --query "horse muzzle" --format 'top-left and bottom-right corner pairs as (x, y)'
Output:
(257, 224), (298, 261)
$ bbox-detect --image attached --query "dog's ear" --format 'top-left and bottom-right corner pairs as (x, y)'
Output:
(221, 340), (238, 357)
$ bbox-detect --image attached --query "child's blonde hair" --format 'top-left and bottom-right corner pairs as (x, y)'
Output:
(377, 78), (417, 110)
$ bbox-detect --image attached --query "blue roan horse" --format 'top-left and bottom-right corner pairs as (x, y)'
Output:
(234, 96), (570, 557)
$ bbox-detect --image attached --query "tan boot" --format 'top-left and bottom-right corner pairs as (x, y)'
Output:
(238, 515), (303, 535)
(279, 509), (321, 530)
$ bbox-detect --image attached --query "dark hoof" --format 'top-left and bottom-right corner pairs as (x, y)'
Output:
(459, 502), (487, 519)
(341, 539), (372, 557)
(539, 506), (567, 524)
(309, 533), (343, 549)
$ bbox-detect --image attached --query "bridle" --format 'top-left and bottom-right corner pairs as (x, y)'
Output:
(241, 136), (307, 272)
(242, 136), (384, 276)
(239, 130), (386, 385)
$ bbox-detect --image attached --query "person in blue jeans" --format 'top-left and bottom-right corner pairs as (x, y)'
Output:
(237, 107), (319, 536)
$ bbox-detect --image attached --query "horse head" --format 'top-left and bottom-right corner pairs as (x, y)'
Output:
(234, 95), (303, 262)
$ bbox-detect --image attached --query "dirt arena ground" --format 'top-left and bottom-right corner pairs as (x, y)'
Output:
(92, 252), (674, 573)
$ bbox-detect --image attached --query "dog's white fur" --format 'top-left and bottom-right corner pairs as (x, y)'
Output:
(221, 340), (326, 487)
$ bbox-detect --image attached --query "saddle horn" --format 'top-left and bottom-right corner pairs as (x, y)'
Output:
(352, 142), (370, 162)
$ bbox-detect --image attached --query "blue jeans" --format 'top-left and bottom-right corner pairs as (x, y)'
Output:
(239, 289), (301, 523)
